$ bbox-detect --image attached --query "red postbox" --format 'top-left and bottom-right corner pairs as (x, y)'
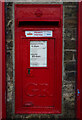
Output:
(15, 4), (63, 114)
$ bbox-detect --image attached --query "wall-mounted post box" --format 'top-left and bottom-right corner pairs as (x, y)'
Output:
(15, 4), (63, 114)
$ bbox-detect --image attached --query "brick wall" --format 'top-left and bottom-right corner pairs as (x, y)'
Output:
(5, 2), (78, 119)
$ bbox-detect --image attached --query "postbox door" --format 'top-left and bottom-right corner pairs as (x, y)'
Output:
(22, 38), (55, 109)
(15, 28), (62, 113)
(15, 30), (62, 114)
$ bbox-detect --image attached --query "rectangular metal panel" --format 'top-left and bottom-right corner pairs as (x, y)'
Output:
(15, 4), (63, 114)
(22, 38), (54, 108)
(15, 4), (62, 22)
(25, 31), (53, 37)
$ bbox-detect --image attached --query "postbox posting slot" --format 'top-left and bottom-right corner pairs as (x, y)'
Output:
(18, 20), (61, 27)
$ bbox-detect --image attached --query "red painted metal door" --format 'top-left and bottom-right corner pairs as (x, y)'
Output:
(15, 4), (63, 114)
(15, 28), (62, 114)
(22, 38), (55, 109)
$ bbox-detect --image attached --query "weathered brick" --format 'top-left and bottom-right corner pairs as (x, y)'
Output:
(63, 2), (78, 6)
(64, 40), (76, 49)
(6, 102), (12, 118)
(6, 40), (13, 50)
(64, 72), (76, 81)
(65, 62), (76, 71)
(64, 6), (78, 18)
(6, 29), (12, 39)
(64, 18), (78, 28)
(64, 28), (77, 41)
(64, 51), (76, 61)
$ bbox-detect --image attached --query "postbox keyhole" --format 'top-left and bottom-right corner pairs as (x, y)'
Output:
(28, 69), (30, 74)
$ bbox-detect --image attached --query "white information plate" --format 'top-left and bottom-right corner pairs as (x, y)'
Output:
(25, 31), (52, 37)
(30, 41), (47, 67)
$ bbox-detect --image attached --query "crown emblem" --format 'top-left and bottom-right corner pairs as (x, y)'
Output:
(35, 9), (43, 17)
